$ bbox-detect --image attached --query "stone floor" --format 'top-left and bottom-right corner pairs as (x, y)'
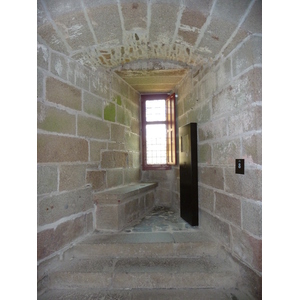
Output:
(39, 206), (256, 299)
(124, 206), (197, 233)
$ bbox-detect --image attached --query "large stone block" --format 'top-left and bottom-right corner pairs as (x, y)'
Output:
(130, 118), (140, 135)
(199, 72), (217, 102)
(125, 198), (139, 224)
(215, 192), (241, 227)
(242, 133), (262, 165)
(242, 200), (262, 237)
(95, 204), (124, 231)
(112, 73), (129, 99)
(156, 188), (172, 207)
(228, 106), (261, 137)
(199, 166), (224, 190)
(70, 62), (90, 91)
(198, 117), (227, 141)
(125, 132), (139, 152)
(125, 98), (139, 119)
(83, 91), (103, 119)
(85, 3), (122, 46)
(86, 170), (106, 191)
(50, 51), (68, 81)
(38, 187), (92, 226)
(241, 0), (262, 34)
(117, 106), (131, 126)
(216, 57), (231, 92)
(104, 103), (116, 122)
(121, 1), (147, 31)
(101, 151), (128, 168)
(106, 169), (124, 188)
(37, 102), (76, 135)
(90, 141), (107, 162)
(242, 105), (262, 132)
(90, 71), (110, 99)
(178, 29), (198, 45)
(59, 164), (87, 191)
(198, 143), (211, 164)
(212, 68), (262, 117)
(181, 7), (208, 29)
(222, 28), (249, 58)
(37, 213), (92, 261)
(200, 210), (230, 248)
(232, 35), (262, 77)
(212, 139), (241, 165)
(37, 134), (88, 163)
(53, 9), (94, 52)
(199, 0), (251, 59)
(231, 226), (262, 273)
(224, 168), (262, 201)
(38, 22), (69, 55)
(77, 115), (110, 140)
(124, 168), (140, 185)
(149, 2), (179, 44)
(93, 183), (157, 231)
(37, 165), (58, 195)
(198, 185), (214, 213)
(46, 77), (81, 110)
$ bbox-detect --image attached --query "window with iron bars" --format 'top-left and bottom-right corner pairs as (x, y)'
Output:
(141, 93), (177, 170)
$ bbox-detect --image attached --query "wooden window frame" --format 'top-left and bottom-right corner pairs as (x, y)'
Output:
(141, 93), (177, 170)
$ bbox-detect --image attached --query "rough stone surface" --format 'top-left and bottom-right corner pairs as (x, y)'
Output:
(199, 166), (224, 190)
(37, 134), (89, 163)
(77, 115), (110, 140)
(46, 77), (81, 110)
(37, 165), (58, 195)
(37, 2), (262, 293)
(59, 164), (87, 191)
(93, 183), (157, 231)
(215, 192), (241, 227)
(37, 213), (93, 260)
(38, 187), (92, 226)
(37, 102), (76, 135)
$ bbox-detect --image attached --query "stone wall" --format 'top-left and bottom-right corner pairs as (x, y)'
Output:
(37, 38), (141, 264)
(174, 32), (262, 294)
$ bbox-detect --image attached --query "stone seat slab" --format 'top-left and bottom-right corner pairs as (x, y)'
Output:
(93, 182), (158, 204)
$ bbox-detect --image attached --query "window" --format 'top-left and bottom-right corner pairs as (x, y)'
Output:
(141, 93), (177, 170)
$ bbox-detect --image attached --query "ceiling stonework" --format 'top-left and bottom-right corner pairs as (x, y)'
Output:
(37, 0), (261, 92)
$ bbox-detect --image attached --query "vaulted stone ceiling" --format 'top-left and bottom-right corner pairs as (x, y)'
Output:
(37, 0), (261, 92)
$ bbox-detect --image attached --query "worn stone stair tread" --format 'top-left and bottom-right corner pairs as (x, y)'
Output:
(54, 256), (233, 273)
(81, 228), (215, 244)
(48, 256), (238, 290)
(38, 287), (254, 300)
(64, 229), (221, 260)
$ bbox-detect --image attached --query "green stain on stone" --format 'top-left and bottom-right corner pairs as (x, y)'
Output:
(104, 103), (115, 122)
(115, 95), (122, 106)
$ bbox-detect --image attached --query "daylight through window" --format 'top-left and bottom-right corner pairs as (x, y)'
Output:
(141, 94), (177, 170)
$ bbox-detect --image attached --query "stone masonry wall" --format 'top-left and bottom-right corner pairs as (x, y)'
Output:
(174, 32), (262, 297)
(37, 38), (141, 265)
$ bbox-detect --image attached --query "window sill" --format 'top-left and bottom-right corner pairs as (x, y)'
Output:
(142, 164), (172, 171)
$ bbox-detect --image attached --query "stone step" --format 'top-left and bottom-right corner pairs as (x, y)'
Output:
(47, 256), (239, 290)
(38, 287), (254, 300)
(64, 230), (221, 260)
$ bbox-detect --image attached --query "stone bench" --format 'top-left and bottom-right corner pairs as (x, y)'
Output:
(93, 182), (158, 232)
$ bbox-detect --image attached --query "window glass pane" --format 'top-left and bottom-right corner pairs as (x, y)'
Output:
(146, 124), (167, 164)
(145, 100), (166, 122)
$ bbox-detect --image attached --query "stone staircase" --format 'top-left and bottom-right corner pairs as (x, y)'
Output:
(38, 228), (255, 299)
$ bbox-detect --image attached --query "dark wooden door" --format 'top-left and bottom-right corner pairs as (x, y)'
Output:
(179, 123), (198, 226)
